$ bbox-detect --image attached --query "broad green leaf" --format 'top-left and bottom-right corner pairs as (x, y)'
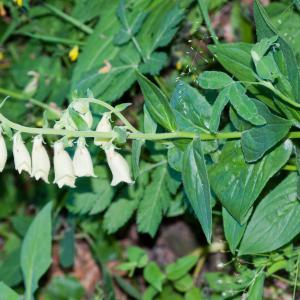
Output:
(103, 199), (137, 234)
(166, 255), (198, 281)
(209, 42), (300, 127)
(132, 139), (144, 179)
(241, 99), (292, 162)
(254, 0), (300, 101)
(173, 274), (193, 292)
(138, 52), (168, 75)
(254, 51), (280, 81)
(239, 173), (300, 255)
(137, 165), (171, 237)
(143, 105), (157, 134)
(247, 272), (265, 300)
(170, 81), (211, 132)
(209, 87), (230, 132)
(143, 262), (165, 291)
(59, 224), (75, 269)
(251, 36), (278, 62)
(137, 71), (176, 131)
(142, 286), (158, 300)
(222, 208), (246, 254)
(182, 139), (212, 242)
(228, 83), (266, 126)
(0, 282), (19, 300)
(209, 140), (292, 223)
(197, 71), (233, 89)
(21, 202), (52, 298)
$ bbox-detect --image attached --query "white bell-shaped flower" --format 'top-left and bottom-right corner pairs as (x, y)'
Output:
(53, 141), (76, 188)
(0, 130), (7, 172)
(31, 135), (50, 183)
(94, 112), (112, 146)
(105, 145), (134, 186)
(13, 132), (31, 175)
(73, 137), (96, 177)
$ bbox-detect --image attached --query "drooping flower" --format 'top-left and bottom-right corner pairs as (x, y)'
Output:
(13, 132), (31, 175)
(94, 113), (112, 147)
(53, 141), (76, 188)
(73, 137), (96, 177)
(31, 135), (50, 183)
(0, 130), (7, 172)
(105, 145), (133, 186)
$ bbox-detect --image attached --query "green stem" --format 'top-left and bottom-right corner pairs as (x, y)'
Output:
(197, 0), (219, 44)
(44, 3), (93, 35)
(14, 32), (84, 46)
(0, 87), (61, 118)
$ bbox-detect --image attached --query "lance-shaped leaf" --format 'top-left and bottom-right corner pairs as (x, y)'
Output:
(223, 207), (247, 254)
(247, 272), (265, 300)
(209, 140), (292, 223)
(182, 139), (212, 243)
(241, 99), (292, 162)
(197, 71), (233, 90)
(239, 173), (300, 255)
(21, 202), (52, 298)
(228, 83), (266, 126)
(136, 71), (176, 131)
(0, 283), (19, 300)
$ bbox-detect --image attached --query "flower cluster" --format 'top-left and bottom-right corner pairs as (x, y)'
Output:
(0, 112), (134, 188)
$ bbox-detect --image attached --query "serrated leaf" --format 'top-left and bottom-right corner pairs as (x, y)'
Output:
(197, 71), (233, 89)
(209, 140), (292, 223)
(223, 208), (246, 254)
(139, 52), (168, 75)
(137, 71), (176, 131)
(241, 99), (292, 162)
(228, 83), (266, 126)
(239, 174), (300, 255)
(182, 139), (212, 243)
(21, 202), (52, 298)
(144, 262), (165, 292)
(137, 165), (170, 237)
(103, 199), (137, 234)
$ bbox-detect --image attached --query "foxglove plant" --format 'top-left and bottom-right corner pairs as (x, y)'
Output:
(0, 130), (7, 172)
(13, 132), (31, 175)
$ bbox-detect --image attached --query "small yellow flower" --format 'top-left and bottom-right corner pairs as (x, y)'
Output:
(176, 61), (182, 70)
(69, 46), (79, 62)
(13, 0), (23, 7)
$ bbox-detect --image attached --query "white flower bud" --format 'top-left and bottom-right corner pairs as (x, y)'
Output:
(31, 135), (50, 183)
(53, 141), (76, 188)
(13, 132), (31, 175)
(73, 137), (96, 177)
(94, 113), (112, 146)
(0, 131), (7, 172)
(105, 145), (133, 186)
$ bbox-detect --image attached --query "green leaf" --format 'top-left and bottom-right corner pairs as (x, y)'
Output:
(103, 199), (137, 234)
(144, 262), (165, 291)
(247, 272), (265, 300)
(209, 87), (230, 132)
(59, 224), (75, 269)
(251, 36), (278, 62)
(132, 139), (144, 179)
(137, 71), (176, 131)
(184, 287), (204, 300)
(166, 255), (198, 281)
(173, 274), (193, 292)
(114, 275), (141, 300)
(241, 99), (292, 162)
(228, 83), (266, 126)
(137, 165), (171, 237)
(144, 105), (157, 134)
(170, 81), (211, 132)
(21, 202), (52, 297)
(182, 139), (212, 242)
(138, 5), (184, 58)
(222, 208), (246, 254)
(68, 108), (89, 131)
(209, 140), (292, 223)
(139, 52), (168, 75)
(254, 0), (300, 101)
(239, 173), (300, 255)
(0, 282), (19, 300)
(197, 71), (233, 89)
(142, 286), (158, 300)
